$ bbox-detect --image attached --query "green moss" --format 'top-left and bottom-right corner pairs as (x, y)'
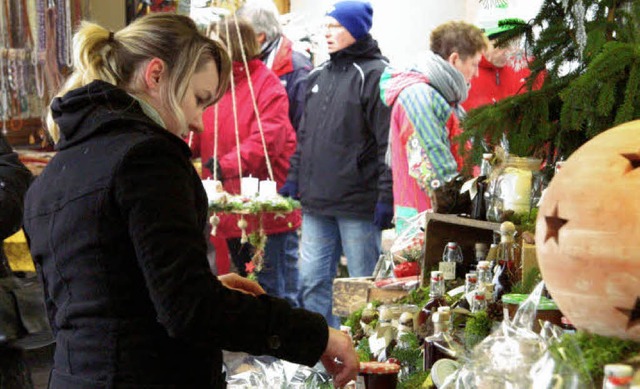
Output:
(548, 331), (640, 384)
(398, 370), (430, 389)
(464, 311), (493, 349)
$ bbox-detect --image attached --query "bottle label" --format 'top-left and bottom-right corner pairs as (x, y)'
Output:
(439, 261), (456, 280)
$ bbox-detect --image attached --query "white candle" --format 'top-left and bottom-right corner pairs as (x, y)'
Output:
(241, 176), (259, 197)
(202, 179), (223, 202)
(259, 180), (277, 198)
(500, 167), (532, 214)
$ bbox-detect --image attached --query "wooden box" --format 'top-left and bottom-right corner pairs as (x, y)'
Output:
(421, 214), (500, 286)
(332, 277), (409, 317)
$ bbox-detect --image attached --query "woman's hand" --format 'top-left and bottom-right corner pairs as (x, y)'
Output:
(218, 273), (266, 296)
(320, 327), (359, 387)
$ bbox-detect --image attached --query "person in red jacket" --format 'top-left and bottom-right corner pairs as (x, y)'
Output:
(236, 0), (313, 132)
(190, 17), (301, 307)
(463, 19), (542, 111)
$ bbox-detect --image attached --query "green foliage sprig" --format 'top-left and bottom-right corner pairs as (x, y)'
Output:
(356, 337), (373, 362)
(548, 331), (640, 384)
(390, 333), (423, 371)
(511, 267), (542, 295)
(464, 311), (493, 349)
(461, 0), (640, 167)
(208, 196), (300, 214)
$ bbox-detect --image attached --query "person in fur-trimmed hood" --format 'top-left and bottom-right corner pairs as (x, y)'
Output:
(380, 21), (486, 233)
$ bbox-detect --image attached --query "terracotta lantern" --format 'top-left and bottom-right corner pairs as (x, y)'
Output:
(535, 120), (640, 341)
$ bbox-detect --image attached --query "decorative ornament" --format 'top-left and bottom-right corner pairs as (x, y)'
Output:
(237, 216), (248, 244)
(571, 0), (587, 59)
(209, 213), (220, 236)
(506, 39), (529, 72)
(535, 120), (640, 341)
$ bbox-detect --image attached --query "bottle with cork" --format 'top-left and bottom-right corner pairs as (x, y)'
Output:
(440, 241), (464, 281)
(492, 221), (520, 303)
(417, 271), (449, 338)
(423, 306), (462, 371)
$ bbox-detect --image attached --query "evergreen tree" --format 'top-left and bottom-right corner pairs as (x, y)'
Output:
(461, 0), (640, 165)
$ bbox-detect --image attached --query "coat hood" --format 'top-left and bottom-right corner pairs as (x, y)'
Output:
(379, 67), (429, 107)
(51, 80), (164, 150)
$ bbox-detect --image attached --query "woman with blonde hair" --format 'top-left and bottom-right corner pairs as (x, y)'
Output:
(23, 13), (357, 388)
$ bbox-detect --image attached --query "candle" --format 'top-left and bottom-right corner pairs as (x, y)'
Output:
(259, 180), (277, 198)
(241, 176), (259, 197)
(201, 179), (223, 202)
(500, 167), (532, 214)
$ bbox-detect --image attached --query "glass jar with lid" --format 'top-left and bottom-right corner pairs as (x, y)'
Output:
(486, 156), (543, 222)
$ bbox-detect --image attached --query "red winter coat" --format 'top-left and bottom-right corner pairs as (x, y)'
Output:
(462, 56), (542, 111)
(190, 59), (300, 239)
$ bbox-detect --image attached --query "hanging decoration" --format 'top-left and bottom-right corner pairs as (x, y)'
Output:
(196, 5), (300, 281)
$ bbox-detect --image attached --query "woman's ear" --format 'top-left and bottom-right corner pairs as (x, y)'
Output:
(447, 52), (460, 67)
(142, 57), (166, 97)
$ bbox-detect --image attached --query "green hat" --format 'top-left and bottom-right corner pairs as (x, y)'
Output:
(484, 18), (526, 40)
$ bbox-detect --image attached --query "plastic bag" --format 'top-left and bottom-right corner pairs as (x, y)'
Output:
(440, 282), (592, 388)
(224, 352), (332, 388)
(389, 211), (426, 263)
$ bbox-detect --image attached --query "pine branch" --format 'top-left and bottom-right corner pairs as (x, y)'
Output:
(460, 0), (640, 166)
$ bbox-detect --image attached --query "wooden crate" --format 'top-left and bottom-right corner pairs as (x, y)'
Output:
(420, 214), (539, 286)
(332, 277), (409, 317)
(421, 214), (500, 286)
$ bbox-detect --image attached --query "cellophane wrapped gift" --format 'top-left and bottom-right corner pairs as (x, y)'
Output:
(389, 211), (426, 264)
(224, 352), (332, 388)
(441, 282), (593, 388)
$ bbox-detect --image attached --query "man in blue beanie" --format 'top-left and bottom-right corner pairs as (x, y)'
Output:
(280, 0), (393, 328)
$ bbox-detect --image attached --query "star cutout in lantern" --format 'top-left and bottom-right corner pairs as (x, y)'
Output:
(616, 297), (640, 330)
(621, 153), (640, 171)
(544, 205), (568, 244)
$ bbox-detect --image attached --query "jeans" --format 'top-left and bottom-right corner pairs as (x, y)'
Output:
(299, 212), (381, 328)
(227, 231), (301, 308)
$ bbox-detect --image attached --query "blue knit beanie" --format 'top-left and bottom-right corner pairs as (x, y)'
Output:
(327, 1), (373, 40)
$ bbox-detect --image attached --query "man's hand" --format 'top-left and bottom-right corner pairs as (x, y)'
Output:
(320, 328), (358, 387)
(218, 273), (265, 296)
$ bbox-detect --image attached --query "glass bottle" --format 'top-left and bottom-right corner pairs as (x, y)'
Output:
(472, 153), (493, 220)
(440, 242), (463, 281)
(486, 243), (498, 271)
(603, 364), (633, 389)
(423, 308), (461, 371)
(471, 290), (487, 313)
(469, 242), (488, 273)
(476, 260), (492, 288)
(417, 271), (448, 337)
(457, 272), (478, 311)
(492, 222), (520, 302)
